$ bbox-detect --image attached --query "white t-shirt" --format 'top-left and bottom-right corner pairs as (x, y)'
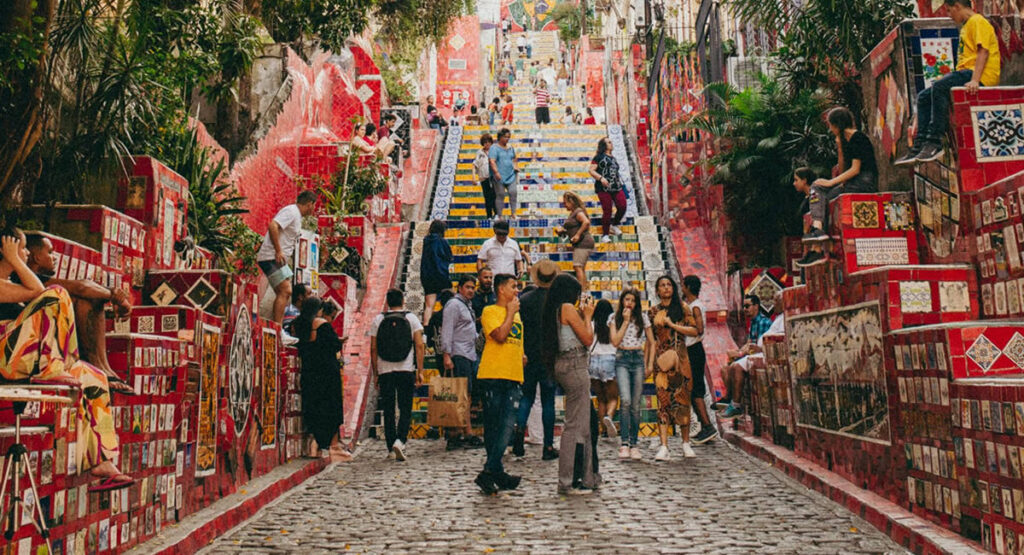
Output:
(684, 298), (706, 347)
(613, 312), (651, 350)
(257, 205), (303, 262)
(473, 149), (491, 179)
(370, 312), (423, 373)
(590, 317), (617, 356)
(477, 236), (522, 276)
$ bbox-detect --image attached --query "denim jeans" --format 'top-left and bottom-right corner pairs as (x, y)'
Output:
(480, 378), (522, 474)
(516, 361), (556, 447)
(917, 69), (973, 145)
(615, 350), (645, 447)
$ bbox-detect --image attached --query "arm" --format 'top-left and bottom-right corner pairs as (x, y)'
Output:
(815, 158), (861, 187)
(0, 237), (44, 302)
(562, 304), (594, 346)
(488, 300), (520, 343)
(680, 306), (704, 337)
(610, 316), (627, 347)
(370, 337), (379, 380)
(489, 156), (501, 183)
(588, 163), (606, 186)
(439, 303), (456, 356)
(967, 47), (990, 93)
(644, 326), (656, 376)
(476, 255), (486, 273)
(414, 330), (425, 384)
(47, 277), (111, 301)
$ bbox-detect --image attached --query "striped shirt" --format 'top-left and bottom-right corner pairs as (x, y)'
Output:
(534, 89), (550, 108)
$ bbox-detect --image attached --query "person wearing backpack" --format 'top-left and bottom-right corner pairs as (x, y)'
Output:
(370, 289), (425, 461)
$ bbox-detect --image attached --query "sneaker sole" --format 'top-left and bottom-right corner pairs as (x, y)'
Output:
(691, 431), (718, 445)
(799, 257), (827, 268)
(393, 447), (406, 461)
(916, 151), (943, 163)
(719, 413), (743, 421)
(800, 235), (831, 243)
(602, 416), (617, 439)
(893, 158), (918, 167)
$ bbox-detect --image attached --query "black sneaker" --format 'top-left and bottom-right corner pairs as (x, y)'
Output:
(916, 142), (944, 163)
(893, 147), (921, 167)
(542, 446), (559, 460)
(801, 228), (829, 243)
(511, 427), (525, 457)
(692, 426), (719, 445)
(445, 436), (463, 451)
(494, 472), (521, 490)
(462, 435), (484, 449)
(795, 250), (826, 268)
(475, 472), (499, 495)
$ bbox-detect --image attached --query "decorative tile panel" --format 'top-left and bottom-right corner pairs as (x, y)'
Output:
(899, 281), (932, 313)
(853, 201), (880, 229)
(919, 37), (956, 89)
(967, 334), (1002, 373)
(854, 237), (911, 266)
(1003, 332), (1024, 370)
(972, 105), (1024, 162)
(938, 281), (971, 313)
(430, 126), (463, 221)
(746, 271), (784, 313)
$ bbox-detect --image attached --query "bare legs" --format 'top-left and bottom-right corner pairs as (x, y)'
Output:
(272, 279), (293, 325)
(423, 293), (437, 327)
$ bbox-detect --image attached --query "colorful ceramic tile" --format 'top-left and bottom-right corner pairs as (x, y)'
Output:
(745, 271), (783, 314)
(884, 201), (915, 230)
(854, 237), (910, 266)
(900, 281), (932, 313)
(920, 37), (956, 88)
(149, 282), (177, 306)
(1004, 332), (1024, 370)
(227, 305), (255, 435)
(996, 281), (1009, 316)
(1009, 280), (1021, 315)
(852, 201), (880, 229)
(967, 334), (1002, 373)
(183, 277), (217, 310)
(973, 105), (1024, 161)
(983, 283), (995, 316)
(938, 281), (971, 313)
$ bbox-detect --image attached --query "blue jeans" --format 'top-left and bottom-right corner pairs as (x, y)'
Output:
(516, 361), (556, 447)
(917, 69), (973, 145)
(480, 379), (522, 474)
(615, 350), (645, 447)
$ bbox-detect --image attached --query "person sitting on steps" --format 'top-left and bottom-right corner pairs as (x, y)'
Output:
(800, 107), (878, 247)
(792, 167), (827, 268)
(895, 0), (1000, 166)
(0, 226), (134, 492)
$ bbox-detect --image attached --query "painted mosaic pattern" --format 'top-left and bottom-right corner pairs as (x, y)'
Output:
(787, 302), (890, 444)
(972, 105), (1024, 162)
(913, 166), (961, 259)
(900, 281), (933, 313)
(608, 125), (640, 219)
(967, 334), (1002, 373)
(430, 126), (464, 221)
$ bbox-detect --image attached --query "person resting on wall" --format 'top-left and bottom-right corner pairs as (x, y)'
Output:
(22, 232), (135, 394)
(0, 226), (134, 492)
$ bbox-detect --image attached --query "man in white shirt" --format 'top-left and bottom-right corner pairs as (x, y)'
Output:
(370, 288), (425, 461)
(257, 190), (317, 324)
(516, 34), (527, 56)
(476, 220), (523, 277)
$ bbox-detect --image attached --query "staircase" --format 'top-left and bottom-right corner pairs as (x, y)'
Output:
(385, 110), (684, 438)
(500, 31), (576, 125)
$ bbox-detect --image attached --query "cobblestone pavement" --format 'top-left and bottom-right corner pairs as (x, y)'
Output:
(203, 437), (908, 554)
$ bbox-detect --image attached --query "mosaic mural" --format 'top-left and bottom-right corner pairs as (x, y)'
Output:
(787, 301), (891, 444)
(502, 0), (557, 31)
(914, 161), (962, 259)
(196, 322), (220, 477)
(261, 328), (279, 450)
(228, 305), (255, 436)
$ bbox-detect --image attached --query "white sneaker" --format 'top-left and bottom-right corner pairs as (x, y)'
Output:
(392, 440), (407, 461)
(654, 445), (670, 461)
(602, 415), (617, 438)
(682, 442), (696, 458)
(618, 445), (630, 459)
(601, 235), (612, 243)
(610, 225), (623, 236)
(630, 447), (642, 460)
(281, 332), (299, 346)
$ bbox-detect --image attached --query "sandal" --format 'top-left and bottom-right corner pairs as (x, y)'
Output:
(30, 376), (81, 388)
(88, 474), (134, 493)
(107, 377), (137, 396)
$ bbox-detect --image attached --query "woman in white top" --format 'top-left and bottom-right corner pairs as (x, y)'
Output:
(561, 106), (575, 125)
(589, 299), (618, 440)
(609, 288), (655, 459)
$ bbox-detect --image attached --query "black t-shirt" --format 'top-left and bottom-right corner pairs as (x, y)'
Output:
(518, 287), (548, 362)
(842, 131), (877, 176)
(591, 153), (621, 194)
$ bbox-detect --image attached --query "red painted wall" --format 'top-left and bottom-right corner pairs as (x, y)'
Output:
(436, 15), (481, 117)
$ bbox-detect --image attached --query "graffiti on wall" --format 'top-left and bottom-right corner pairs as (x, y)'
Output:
(502, 0), (557, 31)
(787, 301), (891, 444)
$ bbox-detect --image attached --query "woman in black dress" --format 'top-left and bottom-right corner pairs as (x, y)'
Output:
(293, 296), (349, 461)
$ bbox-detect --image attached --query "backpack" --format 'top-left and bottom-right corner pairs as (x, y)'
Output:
(377, 312), (413, 362)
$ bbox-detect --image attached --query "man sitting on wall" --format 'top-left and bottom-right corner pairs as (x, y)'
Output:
(718, 292), (784, 420)
(23, 232), (135, 394)
(896, 0), (1000, 165)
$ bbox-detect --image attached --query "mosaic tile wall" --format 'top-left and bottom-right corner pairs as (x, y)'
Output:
(964, 169), (1024, 319)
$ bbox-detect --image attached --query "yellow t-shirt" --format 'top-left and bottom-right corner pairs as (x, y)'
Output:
(958, 13), (1001, 87)
(477, 304), (524, 382)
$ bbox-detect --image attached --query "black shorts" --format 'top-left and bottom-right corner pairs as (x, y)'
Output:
(535, 106), (550, 124)
(422, 278), (449, 296)
(687, 342), (707, 400)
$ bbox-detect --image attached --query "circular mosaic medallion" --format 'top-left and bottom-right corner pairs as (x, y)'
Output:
(228, 305), (255, 436)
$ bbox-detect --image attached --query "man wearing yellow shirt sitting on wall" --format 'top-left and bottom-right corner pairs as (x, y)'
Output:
(896, 0), (1000, 166)
(474, 273), (525, 495)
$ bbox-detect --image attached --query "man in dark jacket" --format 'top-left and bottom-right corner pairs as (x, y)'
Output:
(511, 259), (559, 460)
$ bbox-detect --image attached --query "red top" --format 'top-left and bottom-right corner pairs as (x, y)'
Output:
(502, 103), (515, 122)
(583, 116), (596, 125)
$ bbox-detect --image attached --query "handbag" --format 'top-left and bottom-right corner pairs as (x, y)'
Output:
(426, 371), (470, 428)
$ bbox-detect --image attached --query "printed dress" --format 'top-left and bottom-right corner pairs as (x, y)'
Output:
(0, 285), (119, 470)
(648, 303), (694, 426)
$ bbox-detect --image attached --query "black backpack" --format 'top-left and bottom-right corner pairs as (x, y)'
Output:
(377, 312), (413, 362)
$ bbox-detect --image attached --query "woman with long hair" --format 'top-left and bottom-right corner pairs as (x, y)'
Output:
(589, 299), (618, 439)
(648, 275), (699, 460)
(610, 288), (654, 459)
(588, 137), (626, 242)
(293, 296), (348, 461)
(541, 274), (600, 494)
(555, 191), (594, 290)
(420, 219), (453, 326)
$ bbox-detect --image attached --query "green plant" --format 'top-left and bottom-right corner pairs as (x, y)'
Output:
(550, 3), (583, 45)
(685, 77), (835, 265)
(375, 54), (416, 105)
(328, 149), (389, 214)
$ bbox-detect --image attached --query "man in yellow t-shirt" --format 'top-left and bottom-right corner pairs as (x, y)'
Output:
(474, 273), (525, 495)
(895, 0), (1000, 167)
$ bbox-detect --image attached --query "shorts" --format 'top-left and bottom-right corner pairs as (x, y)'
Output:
(687, 342), (707, 400)
(258, 260), (293, 289)
(588, 354), (616, 382)
(422, 277), (450, 296)
(572, 248), (593, 267)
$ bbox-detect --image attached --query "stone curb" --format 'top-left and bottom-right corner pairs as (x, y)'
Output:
(723, 429), (985, 555)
